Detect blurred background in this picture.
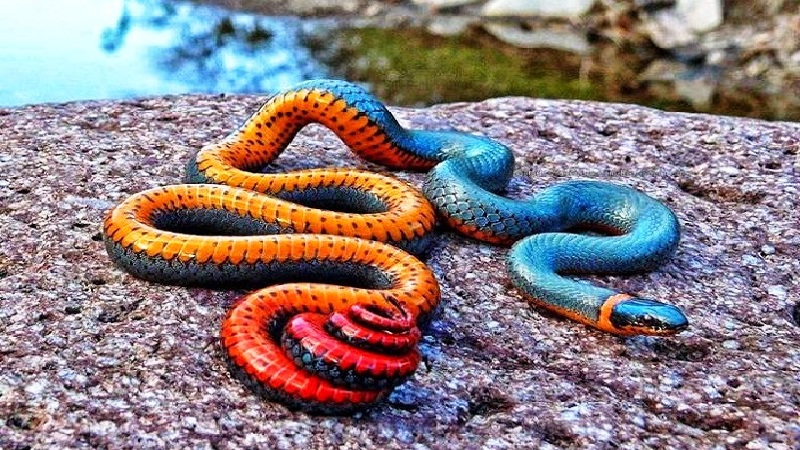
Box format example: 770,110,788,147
1,0,797,120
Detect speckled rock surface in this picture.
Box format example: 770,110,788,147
1,94,798,449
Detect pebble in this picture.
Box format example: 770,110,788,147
676,0,723,33
481,0,595,17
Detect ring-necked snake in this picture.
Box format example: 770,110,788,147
103,79,688,414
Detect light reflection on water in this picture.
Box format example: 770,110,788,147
0,0,327,106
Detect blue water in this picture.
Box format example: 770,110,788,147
0,0,328,106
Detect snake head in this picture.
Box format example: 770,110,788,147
608,297,689,336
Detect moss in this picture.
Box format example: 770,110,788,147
313,27,600,106
307,25,796,121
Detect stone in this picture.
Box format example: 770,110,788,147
676,0,724,33
482,22,591,54
411,0,481,9
269,0,364,15
1,94,798,448
634,0,676,12
481,0,596,18
640,9,698,49
674,76,716,109
426,16,476,37
638,59,690,82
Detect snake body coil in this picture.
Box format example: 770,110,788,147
104,79,688,413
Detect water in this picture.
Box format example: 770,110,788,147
0,0,327,106
0,1,795,120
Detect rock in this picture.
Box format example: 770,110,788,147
482,22,591,54
481,0,596,18
674,76,716,109
640,9,698,49
638,0,724,49
639,61,718,108
269,0,364,15
772,14,800,72
706,49,727,65
1,95,799,448
425,16,477,37
637,0,724,50
638,59,690,82
676,0,723,33
411,0,482,10
791,51,800,71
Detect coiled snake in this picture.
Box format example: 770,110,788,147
104,79,687,413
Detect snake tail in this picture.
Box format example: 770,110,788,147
221,297,422,414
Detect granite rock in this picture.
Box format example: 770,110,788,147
481,0,596,18
0,94,798,449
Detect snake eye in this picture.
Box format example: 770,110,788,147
610,297,689,335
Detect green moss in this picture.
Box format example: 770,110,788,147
315,27,600,106
307,25,796,120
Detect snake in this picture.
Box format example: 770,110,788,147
103,79,688,414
